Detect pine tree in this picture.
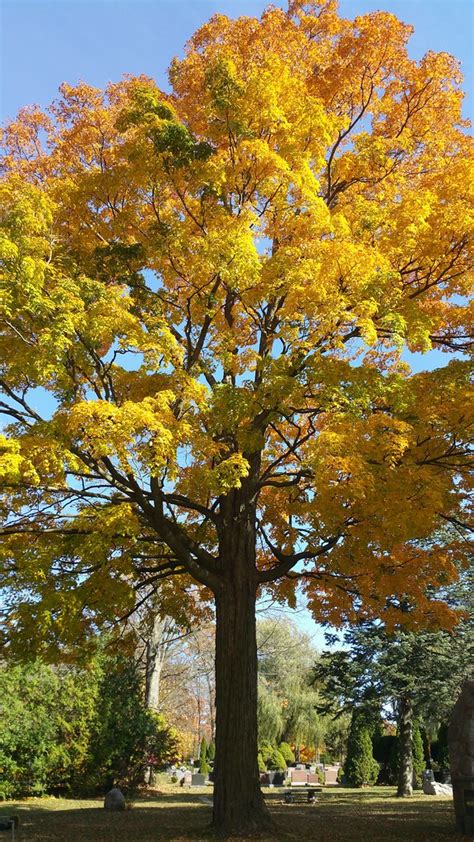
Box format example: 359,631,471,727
278,742,295,766
207,740,216,762
199,736,209,775
412,725,425,790
344,711,379,787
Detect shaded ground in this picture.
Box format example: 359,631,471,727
0,785,469,841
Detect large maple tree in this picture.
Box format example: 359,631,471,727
1,0,472,834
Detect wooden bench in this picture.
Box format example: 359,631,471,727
0,816,18,841
283,788,321,804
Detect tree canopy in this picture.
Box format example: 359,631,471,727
1,0,472,833
1,0,472,649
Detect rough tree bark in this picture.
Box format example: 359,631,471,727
213,576,271,834
397,695,413,797
211,494,273,835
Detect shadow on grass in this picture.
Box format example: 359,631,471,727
0,792,467,842
0,804,213,842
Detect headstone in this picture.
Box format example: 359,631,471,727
307,772,319,785
324,766,339,785
191,773,207,787
290,769,308,786
448,679,474,836
104,787,126,810
422,779,453,796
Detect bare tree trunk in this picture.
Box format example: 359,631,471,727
211,492,272,836
144,614,173,784
212,573,272,835
205,668,216,741
145,614,172,711
397,696,413,797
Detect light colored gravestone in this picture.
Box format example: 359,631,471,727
422,778,453,796
324,766,339,785
191,773,207,786
448,679,474,836
104,787,126,810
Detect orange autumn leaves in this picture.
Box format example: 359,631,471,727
0,0,472,644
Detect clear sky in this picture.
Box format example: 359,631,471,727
1,0,473,124
1,0,472,649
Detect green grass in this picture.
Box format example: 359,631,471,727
0,785,469,841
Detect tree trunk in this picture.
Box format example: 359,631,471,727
397,696,413,797
212,573,272,835
144,614,173,784
145,614,170,711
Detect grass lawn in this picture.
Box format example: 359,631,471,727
0,785,469,841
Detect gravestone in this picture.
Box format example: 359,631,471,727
422,778,453,796
307,772,319,785
449,680,474,836
290,769,308,786
180,771,192,787
324,766,339,785
191,773,207,787
104,787,126,810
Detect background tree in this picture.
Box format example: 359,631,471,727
199,736,210,775
344,710,379,787
315,562,473,795
1,0,472,834
412,725,425,790
0,652,178,799
257,619,324,758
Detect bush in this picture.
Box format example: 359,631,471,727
431,723,450,774
0,653,178,798
278,742,295,765
372,734,398,785
207,741,215,762
344,711,379,787
381,726,428,789
199,737,210,775
0,660,98,798
82,656,178,791
258,740,274,765
267,747,287,771
257,752,267,773
412,725,425,790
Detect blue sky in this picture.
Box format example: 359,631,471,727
1,0,473,124
1,0,472,648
